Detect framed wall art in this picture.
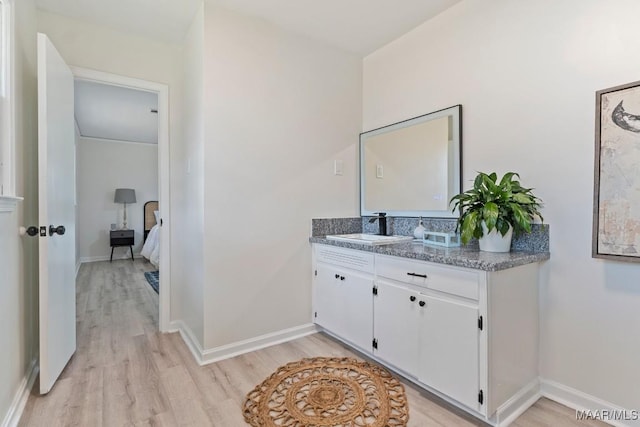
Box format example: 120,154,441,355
593,80,640,261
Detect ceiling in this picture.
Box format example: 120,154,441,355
35,0,462,54
208,0,462,55
36,0,202,44
75,80,158,144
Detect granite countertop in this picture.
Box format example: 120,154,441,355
309,236,549,272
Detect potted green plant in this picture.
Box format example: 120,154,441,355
450,172,543,252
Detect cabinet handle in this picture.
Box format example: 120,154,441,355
407,272,427,278
340,276,345,281
419,301,426,307
335,274,340,279
409,296,416,302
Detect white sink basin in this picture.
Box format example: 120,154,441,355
326,233,414,245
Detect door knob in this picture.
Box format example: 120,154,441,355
20,226,40,237
49,225,66,236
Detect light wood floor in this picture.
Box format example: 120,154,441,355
19,259,607,427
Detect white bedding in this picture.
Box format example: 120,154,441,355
141,223,160,268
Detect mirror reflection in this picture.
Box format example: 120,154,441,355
360,105,461,218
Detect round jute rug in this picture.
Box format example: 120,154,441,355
243,356,409,427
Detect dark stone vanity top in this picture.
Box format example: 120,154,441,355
309,236,549,272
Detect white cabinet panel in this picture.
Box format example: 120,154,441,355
419,295,480,411
316,245,374,273
314,263,373,352
314,264,344,335
376,255,430,287
373,280,421,377
339,268,374,351
376,254,479,300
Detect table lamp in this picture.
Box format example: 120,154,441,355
114,188,136,229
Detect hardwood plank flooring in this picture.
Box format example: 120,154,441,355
19,259,607,426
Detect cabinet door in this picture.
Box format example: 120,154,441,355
314,264,373,352
338,268,374,351
373,280,421,377
314,264,344,334
419,295,479,410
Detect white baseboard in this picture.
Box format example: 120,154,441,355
171,320,205,365
541,379,636,427
1,359,38,427
80,254,143,263
200,323,318,365
166,320,181,334
491,378,541,426
172,320,318,366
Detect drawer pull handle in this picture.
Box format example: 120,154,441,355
419,300,426,307
409,296,416,302
407,272,427,278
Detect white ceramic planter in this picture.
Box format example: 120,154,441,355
479,222,513,253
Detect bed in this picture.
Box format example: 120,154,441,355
141,201,160,268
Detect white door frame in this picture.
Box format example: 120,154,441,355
71,66,172,332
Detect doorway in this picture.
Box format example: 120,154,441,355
72,67,171,331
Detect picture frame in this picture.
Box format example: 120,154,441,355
593,80,640,261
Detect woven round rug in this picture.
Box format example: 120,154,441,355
243,356,408,427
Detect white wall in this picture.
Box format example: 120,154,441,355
0,0,38,424
201,6,362,349
77,138,158,262
363,0,640,413
174,3,205,344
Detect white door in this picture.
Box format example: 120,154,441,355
37,33,76,394
373,280,421,376
419,295,479,410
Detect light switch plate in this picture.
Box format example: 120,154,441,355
334,160,344,176
376,164,384,179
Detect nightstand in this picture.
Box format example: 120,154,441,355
110,229,134,262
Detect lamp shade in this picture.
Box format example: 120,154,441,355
114,188,136,204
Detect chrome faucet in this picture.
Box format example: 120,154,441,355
369,212,387,236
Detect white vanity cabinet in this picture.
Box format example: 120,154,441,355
312,243,541,426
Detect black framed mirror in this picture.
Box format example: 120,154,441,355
360,104,462,218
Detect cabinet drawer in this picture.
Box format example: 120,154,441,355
315,244,374,274
376,255,479,300
111,237,133,246
377,255,430,286
111,230,134,238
